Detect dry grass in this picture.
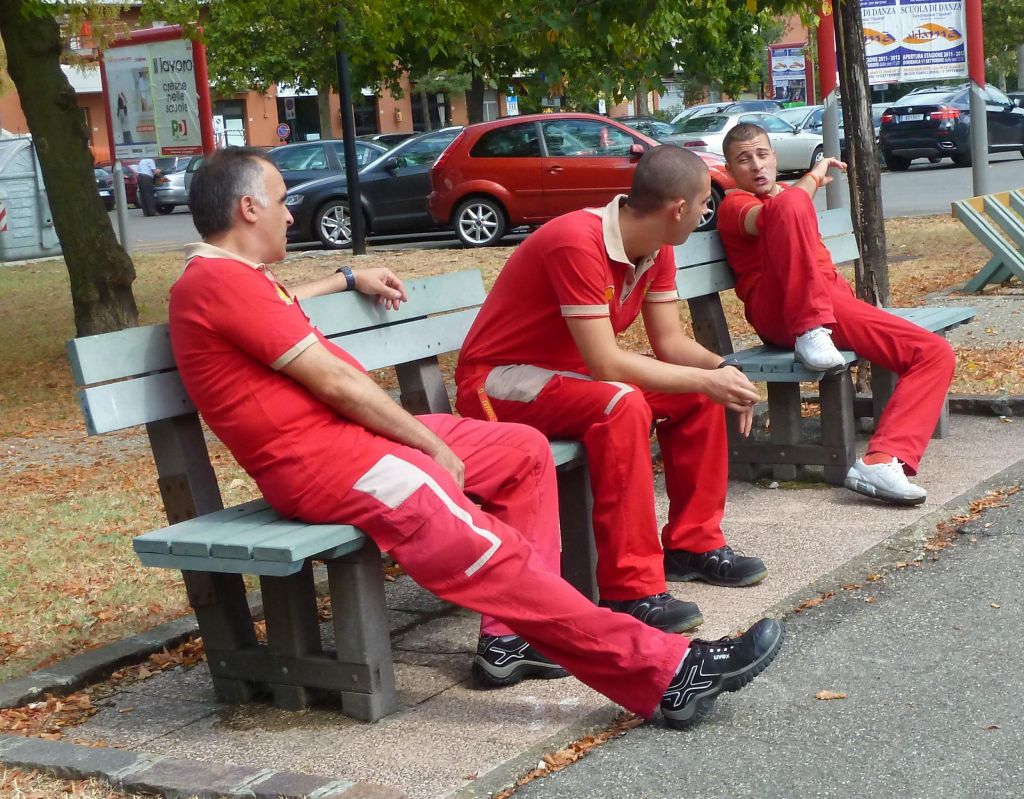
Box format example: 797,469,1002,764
0,213,1020,689
0,769,138,799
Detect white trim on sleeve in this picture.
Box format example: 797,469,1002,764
270,332,318,371
644,290,680,303
561,304,610,317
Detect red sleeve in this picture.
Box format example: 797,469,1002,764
546,243,614,318
645,246,678,300
717,191,761,241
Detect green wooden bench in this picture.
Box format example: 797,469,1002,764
675,207,976,484
952,190,1024,292
66,270,593,722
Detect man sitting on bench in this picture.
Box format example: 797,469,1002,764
167,147,783,729
455,146,768,636
717,123,955,506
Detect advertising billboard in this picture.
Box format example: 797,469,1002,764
862,0,967,85
103,35,205,159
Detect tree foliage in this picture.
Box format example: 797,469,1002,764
982,0,1024,83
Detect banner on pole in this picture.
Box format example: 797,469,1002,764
862,0,967,85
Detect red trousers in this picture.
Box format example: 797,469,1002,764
743,189,955,474
456,368,729,601
277,413,687,717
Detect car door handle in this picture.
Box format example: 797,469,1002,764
548,166,564,174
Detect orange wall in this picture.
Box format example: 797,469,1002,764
0,92,29,135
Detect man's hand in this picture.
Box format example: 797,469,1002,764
430,442,465,489
704,366,760,415
808,156,846,188
355,267,407,310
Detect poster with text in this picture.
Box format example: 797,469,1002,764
862,0,967,86
770,47,807,102
105,37,203,159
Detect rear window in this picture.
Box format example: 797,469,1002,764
680,115,729,133
470,124,541,158
893,91,956,107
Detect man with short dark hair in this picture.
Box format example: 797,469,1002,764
718,123,955,505
167,146,784,730
456,146,769,635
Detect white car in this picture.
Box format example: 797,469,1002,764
664,111,824,173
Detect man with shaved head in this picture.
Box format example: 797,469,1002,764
456,145,768,635
719,123,954,506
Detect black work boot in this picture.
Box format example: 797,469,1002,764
600,592,703,633
664,545,767,587
472,635,569,688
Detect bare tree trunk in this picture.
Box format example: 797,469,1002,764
466,73,486,124
316,86,336,138
998,68,1008,92
835,0,890,307
1017,44,1024,89
0,1,138,335
419,90,433,131
635,90,650,116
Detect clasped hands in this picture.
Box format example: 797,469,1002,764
353,266,408,310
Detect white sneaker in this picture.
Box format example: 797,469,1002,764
793,327,846,372
844,457,927,506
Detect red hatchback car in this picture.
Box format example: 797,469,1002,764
428,112,734,247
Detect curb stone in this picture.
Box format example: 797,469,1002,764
0,734,403,798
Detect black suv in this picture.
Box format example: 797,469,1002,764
878,82,1024,170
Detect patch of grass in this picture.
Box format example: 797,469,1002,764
0,769,138,799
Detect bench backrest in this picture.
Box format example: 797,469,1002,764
67,269,487,435
673,206,860,300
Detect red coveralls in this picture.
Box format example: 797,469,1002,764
455,199,729,602
168,244,687,717
717,186,955,474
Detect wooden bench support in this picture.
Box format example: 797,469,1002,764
556,460,598,603
820,371,857,485
766,382,802,482
260,561,324,711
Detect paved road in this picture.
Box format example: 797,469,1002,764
114,153,1024,255
514,483,1024,799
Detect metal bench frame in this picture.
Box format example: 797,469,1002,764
674,207,975,484
67,270,594,721
952,190,1024,292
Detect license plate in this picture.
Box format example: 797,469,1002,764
899,114,924,122
99,190,111,197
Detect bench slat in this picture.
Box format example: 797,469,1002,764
676,260,734,298
332,308,478,372
134,500,274,554
253,525,365,562
135,536,366,577
549,439,586,467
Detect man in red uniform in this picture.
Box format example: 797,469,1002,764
167,147,783,729
718,123,955,506
456,146,768,635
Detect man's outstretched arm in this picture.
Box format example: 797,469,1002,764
290,266,407,310
280,341,465,487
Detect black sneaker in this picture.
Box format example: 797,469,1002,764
661,618,785,729
664,545,767,587
472,635,570,688
599,592,703,633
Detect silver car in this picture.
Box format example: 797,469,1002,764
152,155,192,214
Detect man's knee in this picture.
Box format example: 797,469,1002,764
766,185,815,225
606,385,654,429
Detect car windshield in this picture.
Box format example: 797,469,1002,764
776,108,811,126
155,156,186,173
363,129,461,172
678,115,729,133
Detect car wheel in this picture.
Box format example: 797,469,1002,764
315,199,355,249
156,204,175,215
810,146,823,171
455,197,507,247
951,152,972,168
697,184,724,232
928,156,942,164
882,151,911,171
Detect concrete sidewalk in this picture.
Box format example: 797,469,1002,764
2,293,1022,799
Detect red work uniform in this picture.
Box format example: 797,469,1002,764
455,197,729,602
717,186,955,474
167,242,687,717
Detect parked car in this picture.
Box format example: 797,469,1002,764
663,111,823,173
616,116,678,140
722,99,785,114
879,82,1024,170
152,155,193,214
1009,90,1024,110
357,132,416,148
268,139,388,188
428,112,735,247
94,167,115,211
285,128,462,248
776,103,888,162
670,102,731,125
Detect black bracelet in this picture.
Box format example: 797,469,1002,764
717,360,741,371
335,265,356,291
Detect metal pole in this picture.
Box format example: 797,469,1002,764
965,0,989,197
112,160,131,253
334,14,365,255
817,7,845,209
1017,44,1024,97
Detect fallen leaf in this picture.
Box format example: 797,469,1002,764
815,690,847,701
991,603,1001,609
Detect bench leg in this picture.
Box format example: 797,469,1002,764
183,571,259,703
557,462,598,604
767,382,802,481
820,371,856,485
870,365,897,426
259,562,323,711
327,544,397,722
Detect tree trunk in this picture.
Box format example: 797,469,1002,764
635,90,650,117
316,86,336,138
835,0,890,307
419,90,433,131
1017,44,1024,89
466,73,486,124
0,2,138,336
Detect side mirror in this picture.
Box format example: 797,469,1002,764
629,143,645,156
383,157,400,172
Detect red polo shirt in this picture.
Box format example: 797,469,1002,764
456,196,678,381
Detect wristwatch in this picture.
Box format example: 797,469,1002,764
335,265,356,291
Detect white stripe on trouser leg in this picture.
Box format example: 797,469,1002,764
352,453,501,576
603,382,634,415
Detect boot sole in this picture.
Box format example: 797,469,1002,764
662,621,786,729
471,659,570,689
658,612,705,634
845,476,926,507
665,568,768,588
